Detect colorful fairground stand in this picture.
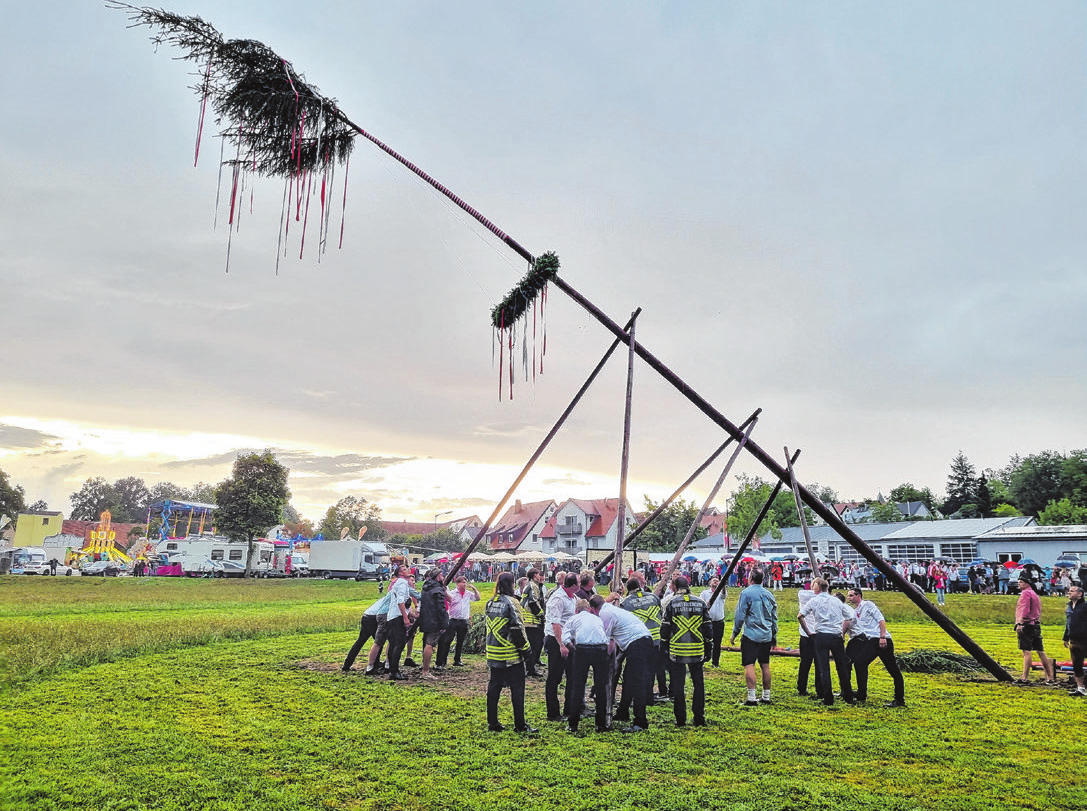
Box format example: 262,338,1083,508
130,499,217,567
73,510,133,567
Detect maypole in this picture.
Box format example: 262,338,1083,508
114,4,1012,683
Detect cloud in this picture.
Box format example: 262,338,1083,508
0,423,61,451
161,449,413,474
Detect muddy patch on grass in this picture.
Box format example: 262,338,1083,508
295,657,549,699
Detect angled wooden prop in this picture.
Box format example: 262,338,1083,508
117,4,1012,682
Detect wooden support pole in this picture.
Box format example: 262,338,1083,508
547,276,1012,682
443,311,640,584
785,447,820,573
611,314,638,592
706,449,801,609
592,409,761,578
653,417,758,596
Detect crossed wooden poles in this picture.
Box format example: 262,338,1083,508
122,6,1012,683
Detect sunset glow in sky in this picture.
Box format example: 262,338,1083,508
2,2,1083,524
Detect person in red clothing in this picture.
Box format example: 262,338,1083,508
1015,571,1056,684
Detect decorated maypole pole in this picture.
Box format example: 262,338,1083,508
113,3,1012,683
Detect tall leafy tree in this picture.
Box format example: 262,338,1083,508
865,501,905,523
889,483,939,514
1038,498,1087,526
1008,451,1065,518
318,495,387,541
69,477,123,521
0,468,27,532
214,451,290,577
112,476,152,523
726,476,784,544
1061,450,1087,506
975,477,993,518
942,452,978,516
635,496,707,552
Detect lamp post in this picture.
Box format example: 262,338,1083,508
434,510,452,532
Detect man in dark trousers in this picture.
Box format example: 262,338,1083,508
419,568,449,679
520,568,547,677
485,572,537,733
660,574,710,727
798,577,855,706
846,587,906,707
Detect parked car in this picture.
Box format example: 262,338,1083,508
947,565,973,591
289,554,309,578
81,560,123,577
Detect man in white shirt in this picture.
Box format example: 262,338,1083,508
544,573,580,722
562,599,610,733
796,587,817,697
436,576,480,668
797,577,855,706
846,587,906,707
593,595,653,733
385,565,413,681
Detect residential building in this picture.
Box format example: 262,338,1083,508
486,500,557,554
538,497,638,561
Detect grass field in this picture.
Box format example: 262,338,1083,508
1,577,1083,811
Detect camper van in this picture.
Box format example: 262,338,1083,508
308,540,391,580
153,537,285,577
2,547,51,575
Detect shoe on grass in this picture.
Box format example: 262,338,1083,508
620,725,648,734
742,700,759,707
403,658,418,668
883,699,906,708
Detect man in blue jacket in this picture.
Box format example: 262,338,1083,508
730,568,778,706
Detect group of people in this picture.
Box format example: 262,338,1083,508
341,560,1087,733
341,565,480,680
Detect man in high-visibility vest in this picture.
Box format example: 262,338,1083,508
660,574,711,727
485,572,538,734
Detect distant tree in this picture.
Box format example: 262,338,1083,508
318,495,387,542
942,452,978,517
992,503,1023,518
806,483,839,505
399,527,468,556
0,468,27,532
636,496,707,552
889,483,939,514
26,499,48,512
1038,498,1087,526
1034,495,1087,528
1061,450,1087,506
865,501,904,523
985,477,1014,508
188,482,218,504
69,477,123,521
148,481,186,503
214,451,290,577
281,504,315,538
111,476,152,523
726,476,783,544
1009,451,1065,518
975,477,993,518
773,487,814,528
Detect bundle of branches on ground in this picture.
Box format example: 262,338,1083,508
896,648,984,674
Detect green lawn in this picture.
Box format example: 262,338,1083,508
1,578,1082,811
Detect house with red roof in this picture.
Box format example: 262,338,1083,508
486,500,557,553
539,497,638,560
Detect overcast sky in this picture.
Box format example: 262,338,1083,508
2,1,1084,524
